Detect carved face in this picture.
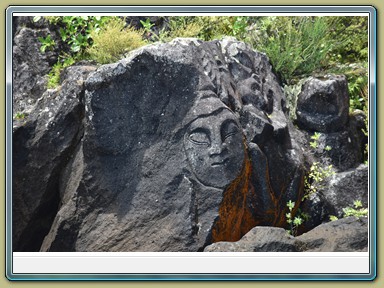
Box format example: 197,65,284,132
184,109,245,188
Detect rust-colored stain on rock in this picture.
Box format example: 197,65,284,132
212,152,305,243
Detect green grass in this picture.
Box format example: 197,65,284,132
86,17,147,64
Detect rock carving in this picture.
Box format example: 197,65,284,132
11,23,367,252
183,95,245,188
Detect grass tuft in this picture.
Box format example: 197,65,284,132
86,17,147,64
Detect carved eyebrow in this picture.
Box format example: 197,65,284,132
221,119,239,130
220,119,240,140
189,127,210,135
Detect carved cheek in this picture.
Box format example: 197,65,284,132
184,139,208,168
228,134,245,164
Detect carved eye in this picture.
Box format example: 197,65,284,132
189,129,210,146
221,120,239,141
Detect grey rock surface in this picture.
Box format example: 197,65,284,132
12,65,96,251
12,27,57,115
296,75,349,133
204,226,302,252
296,217,368,252
300,164,368,234
204,217,368,252
36,38,306,252
321,164,368,218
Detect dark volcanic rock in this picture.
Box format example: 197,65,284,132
296,217,368,252
12,28,366,252
37,38,305,252
299,164,368,233
12,16,65,116
12,27,57,114
205,217,367,252
321,110,366,171
204,226,302,252
321,164,368,218
12,65,96,251
296,75,349,133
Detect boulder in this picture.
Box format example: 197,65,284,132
13,27,57,114
12,16,64,116
12,65,96,251
321,130,363,171
296,217,368,252
292,157,367,234
321,164,368,218
205,217,368,252
204,226,301,252
296,75,349,133
37,38,305,252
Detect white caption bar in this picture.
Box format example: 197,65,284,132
13,252,370,274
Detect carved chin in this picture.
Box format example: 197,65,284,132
188,156,245,189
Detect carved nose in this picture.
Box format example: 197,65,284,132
209,141,224,157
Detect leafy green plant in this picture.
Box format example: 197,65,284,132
140,18,155,31
329,200,368,221
157,17,212,41
35,16,111,87
58,16,109,54
86,17,147,64
286,201,309,236
164,17,205,40
37,35,55,53
47,56,76,88
329,215,339,221
309,132,321,149
324,145,332,152
140,18,160,41
157,16,250,43
229,16,251,39
342,200,368,218
304,162,334,200
35,16,110,56
308,131,333,157
326,17,368,65
14,112,26,120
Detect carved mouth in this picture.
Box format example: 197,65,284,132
211,158,229,167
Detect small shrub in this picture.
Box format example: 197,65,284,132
330,200,368,221
157,16,250,42
37,34,55,53
326,16,368,65
47,56,75,88
86,17,147,64
342,200,368,218
35,16,110,56
163,18,203,40
249,16,333,82
331,64,368,112
304,162,334,200
285,200,309,236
